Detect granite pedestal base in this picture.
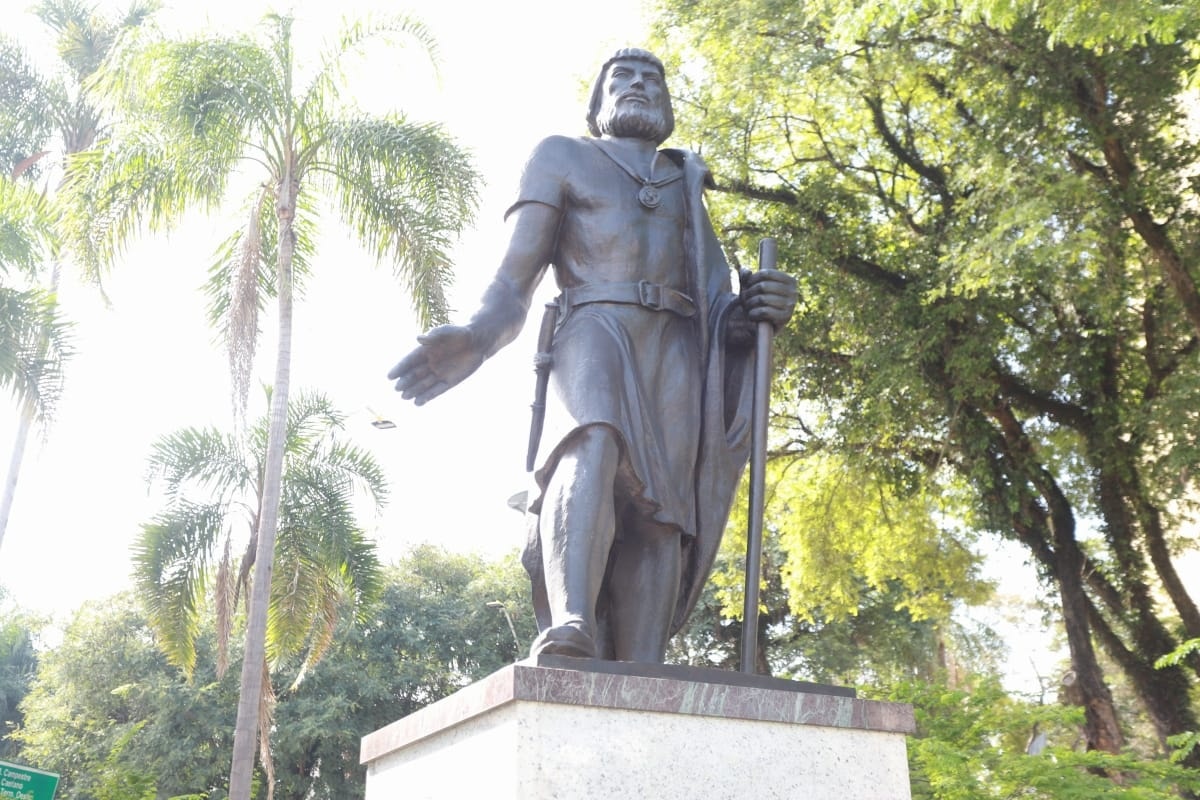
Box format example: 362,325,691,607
361,656,915,799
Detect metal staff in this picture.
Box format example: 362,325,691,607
740,237,776,674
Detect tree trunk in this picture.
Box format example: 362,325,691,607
1089,349,1200,643
1,261,63,553
1085,595,1200,762
1137,498,1200,640
0,398,35,551
228,174,297,800
1051,522,1125,753
985,403,1125,753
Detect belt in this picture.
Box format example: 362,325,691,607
557,280,697,318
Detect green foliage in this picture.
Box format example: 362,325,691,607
891,679,1200,799
650,0,1200,753
1154,637,1200,670
16,594,236,799
0,177,55,273
62,11,482,794
92,723,158,800
0,592,40,760
1168,729,1200,767
0,282,68,420
0,36,57,180
65,9,480,331
821,0,1199,51
676,529,1005,685
17,548,533,800
0,0,160,194
713,454,990,625
132,390,385,681
1156,639,1200,764
0,0,157,550
268,546,535,800
0,0,159,179
0,176,70,420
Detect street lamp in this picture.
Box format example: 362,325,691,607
367,406,396,430
487,600,521,652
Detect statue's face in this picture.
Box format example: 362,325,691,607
596,58,672,143
601,58,667,117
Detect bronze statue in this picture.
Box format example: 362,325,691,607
389,48,797,663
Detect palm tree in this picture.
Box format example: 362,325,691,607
63,12,479,798
133,389,384,794
0,176,70,549
0,177,64,409
0,0,158,550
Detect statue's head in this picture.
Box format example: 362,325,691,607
586,48,675,145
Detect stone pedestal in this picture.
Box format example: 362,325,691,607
361,656,916,799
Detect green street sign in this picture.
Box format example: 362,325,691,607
0,761,58,800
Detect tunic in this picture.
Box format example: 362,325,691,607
514,136,756,634
534,296,701,536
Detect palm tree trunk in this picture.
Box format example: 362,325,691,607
229,178,297,800
0,261,63,553
0,397,36,551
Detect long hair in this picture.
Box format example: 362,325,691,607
585,48,675,143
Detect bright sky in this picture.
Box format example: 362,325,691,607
0,0,653,622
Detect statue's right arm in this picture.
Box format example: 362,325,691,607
388,199,562,405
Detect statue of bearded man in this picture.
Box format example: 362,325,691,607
389,48,797,663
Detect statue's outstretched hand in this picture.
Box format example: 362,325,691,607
387,325,486,405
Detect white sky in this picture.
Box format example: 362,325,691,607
0,0,652,621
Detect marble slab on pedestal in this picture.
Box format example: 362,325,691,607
361,656,916,799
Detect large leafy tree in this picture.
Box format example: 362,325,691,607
19,548,533,800
64,12,479,797
649,0,1200,762
269,547,535,799
891,677,1200,800
132,389,385,794
672,487,1003,686
0,0,157,551
0,590,40,761
18,593,241,799
699,451,993,675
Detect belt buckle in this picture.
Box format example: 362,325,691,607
638,280,663,311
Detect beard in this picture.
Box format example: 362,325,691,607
597,102,671,144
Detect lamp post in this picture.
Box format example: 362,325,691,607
487,600,521,652
367,406,396,430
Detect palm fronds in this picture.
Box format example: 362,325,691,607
133,390,384,682
318,117,479,327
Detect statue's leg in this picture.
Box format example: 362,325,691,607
531,424,620,658
607,519,682,663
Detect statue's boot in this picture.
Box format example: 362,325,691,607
530,618,596,658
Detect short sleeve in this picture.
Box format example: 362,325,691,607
503,136,577,220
